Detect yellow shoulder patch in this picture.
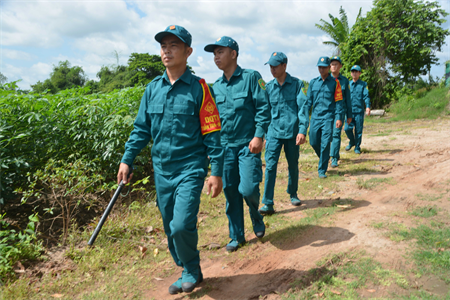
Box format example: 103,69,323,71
258,78,266,90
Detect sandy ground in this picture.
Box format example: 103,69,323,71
141,118,450,300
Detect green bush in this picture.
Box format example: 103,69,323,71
0,213,43,283
388,86,450,121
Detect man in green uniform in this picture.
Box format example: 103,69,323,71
345,65,371,154
297,56,344,178
117,25,224,295
204,36,271,252
329,56,352,168
259,52,306,215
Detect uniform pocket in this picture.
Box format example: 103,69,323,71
233,91,247,110
173,105,194,115
149,105,164,114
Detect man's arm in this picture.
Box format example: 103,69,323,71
364,83,371,115
118,86,153,183
344,79,353,124
298,79,314,136
249,72,271,154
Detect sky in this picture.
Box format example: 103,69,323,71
1,0,450,90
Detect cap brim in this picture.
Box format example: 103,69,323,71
330,59,342,64
317,63,329,67
265,60,281,66
204,44,217,52
154,31,187,45
351,68,360,71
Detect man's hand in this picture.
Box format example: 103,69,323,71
249,137,264,154
347,117,353,125
206,176,223,198
366,108,371,116
336,120,343,128
117,163,133,185
296,133,306,145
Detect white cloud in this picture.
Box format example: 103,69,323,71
3,0,448,90
3,49,36,61
2,1,139,48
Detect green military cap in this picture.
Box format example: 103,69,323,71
351,65,362,72
265,52,288,66
317,56,331,67
204,36,239,54
330,56,342,64
154,25,192,47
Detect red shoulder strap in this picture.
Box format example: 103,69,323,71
199,79,221,135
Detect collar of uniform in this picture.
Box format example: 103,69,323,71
350,79,361,85
222,65,242,82
274,72,292,87
162,67,192,85
324,73,334,82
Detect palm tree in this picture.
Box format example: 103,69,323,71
315,6,361,55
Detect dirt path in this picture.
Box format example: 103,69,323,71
145,118,450,300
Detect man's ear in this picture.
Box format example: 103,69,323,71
231,49,238,60
186,46,193,58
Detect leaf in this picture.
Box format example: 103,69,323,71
145,226,154,233
51,294,64,298
331,290,341,295
154,277,164,281
153,248,159,257
139,245,147,256
368,289,376,293
336,205,351,208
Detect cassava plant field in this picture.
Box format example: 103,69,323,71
0,81,449,299
0,82,155,282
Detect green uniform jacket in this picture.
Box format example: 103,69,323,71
350,79,371,114
266,73,306,139
333,73,352,119
212,65,271,147
121,68,224,176
299,74,345,135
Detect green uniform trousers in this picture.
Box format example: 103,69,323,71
345,112,365,152
155,169,206,275
262,137,299,205
223,145,265,243
309,117,334,175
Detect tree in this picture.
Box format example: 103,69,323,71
31,79,57,94
96,65,131,93
127,53,165,86
0,72,8,85
50,60,87,90
31,60,87,93
341,0,449,107
315,6,361,55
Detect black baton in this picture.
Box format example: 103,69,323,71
88,170,132,246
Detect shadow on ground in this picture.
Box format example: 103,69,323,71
182,266,337,300
260,224,355,251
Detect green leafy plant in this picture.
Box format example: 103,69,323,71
0,213,43,282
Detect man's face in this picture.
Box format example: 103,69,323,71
330,61,342,73
270,63,287,79
213,46,236,70
351,70,361,81
318,66,330,77
160,35,192,68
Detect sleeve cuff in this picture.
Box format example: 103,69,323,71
255,127,265,138
210,165,223,177
299,126,307,135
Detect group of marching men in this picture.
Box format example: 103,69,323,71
115,25,371,295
